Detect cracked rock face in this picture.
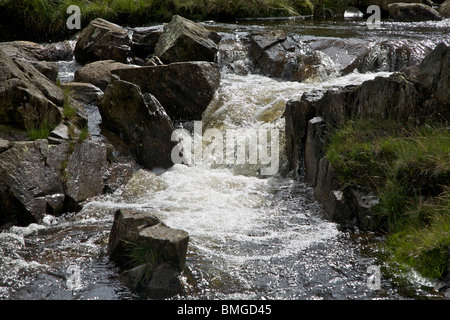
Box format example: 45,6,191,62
74,18,132,64
154,15,218,64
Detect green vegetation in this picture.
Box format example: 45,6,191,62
326,118,450,280
0,0,319,40
122,240,162,284
27,121,53,140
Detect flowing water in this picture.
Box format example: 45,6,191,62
0,16,449,300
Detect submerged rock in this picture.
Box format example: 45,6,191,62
98,78,176,169
112,61,220,120
249,30,335,82
74,18,132,64
154,15,218,63
308,38,371,75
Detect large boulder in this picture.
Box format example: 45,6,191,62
112,62,220,120
415,43,449,111
74,18,132,64
388,3,443,21
154,15,218,63
108,208,189,298
107,208,162,264
73,60,131,91
64,140,108,207
98,78,176,169
0,140,64,226
0,49,63,132
439,0,450,17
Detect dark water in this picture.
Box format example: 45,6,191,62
0,16,449,300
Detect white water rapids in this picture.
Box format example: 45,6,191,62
1,17,448,300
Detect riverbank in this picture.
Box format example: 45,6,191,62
0,0,317,41
326,119,450,281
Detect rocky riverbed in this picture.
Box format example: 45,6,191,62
0,9,449,299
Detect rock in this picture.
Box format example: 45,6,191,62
305,117,326,188
137,223,190,272
439,0,450,17
64,140,108,206
415,43,449,110
308,38,371,75
140,262,185,299
112,61,220,120
0,40,74,83
217,34,251,75
0,138,11,154
298,73,422,128
74,18,132,64
284,99,315,176
98,78,176,169
249,30,334,82
107,208,162,264
0,124,28,142
346,188,379,230
108,208,189,298
118,262,184,299
102,160,134,194
60,82,104,105
49,123,70,142
0,49,63,133
360,40,432,73
73,60,131,91
388,3,443,21
131,27,163,59
0,40,74,62
154,15,218,63
0,140,64,225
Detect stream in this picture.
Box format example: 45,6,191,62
0,16,449,300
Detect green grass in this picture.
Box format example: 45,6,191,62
326,118,450,280
0,0,315,41
121,239,162,284
62,87,77,120
27,121,53,140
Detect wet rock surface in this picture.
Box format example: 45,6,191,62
98,78,176,169
112,61,221,121
108,208,189,298
74,18,132,64
154,15,218,64
73,59,132,91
